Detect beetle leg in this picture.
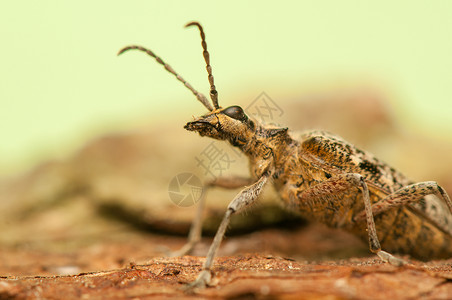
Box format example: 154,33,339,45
354,181,452,225
169,176,253,257
295,173,406,266
186,174,269,289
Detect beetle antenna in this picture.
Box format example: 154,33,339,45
185,22,220,109
118,45,214,111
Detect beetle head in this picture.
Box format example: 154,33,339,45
185,105,256,148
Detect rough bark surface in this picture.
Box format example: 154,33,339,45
1,96,452,299
2,248,452,299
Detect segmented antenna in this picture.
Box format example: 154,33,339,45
185,22,220,109
117,45,214,111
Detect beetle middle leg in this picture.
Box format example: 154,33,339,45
292,173,406,266
169,176,253,257
354,181,452,223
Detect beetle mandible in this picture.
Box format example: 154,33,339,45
118,22,452,288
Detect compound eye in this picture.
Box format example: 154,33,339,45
222,106,246,121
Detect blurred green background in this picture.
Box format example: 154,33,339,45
1,1,452,177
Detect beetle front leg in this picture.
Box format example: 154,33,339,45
170,176,253,257
186,173,269,289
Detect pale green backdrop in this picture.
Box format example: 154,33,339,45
1,1,452,176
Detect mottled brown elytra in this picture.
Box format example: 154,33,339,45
118,22,452,289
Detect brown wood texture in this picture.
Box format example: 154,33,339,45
1,96,451,299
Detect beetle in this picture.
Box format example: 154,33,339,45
118,22,452,288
